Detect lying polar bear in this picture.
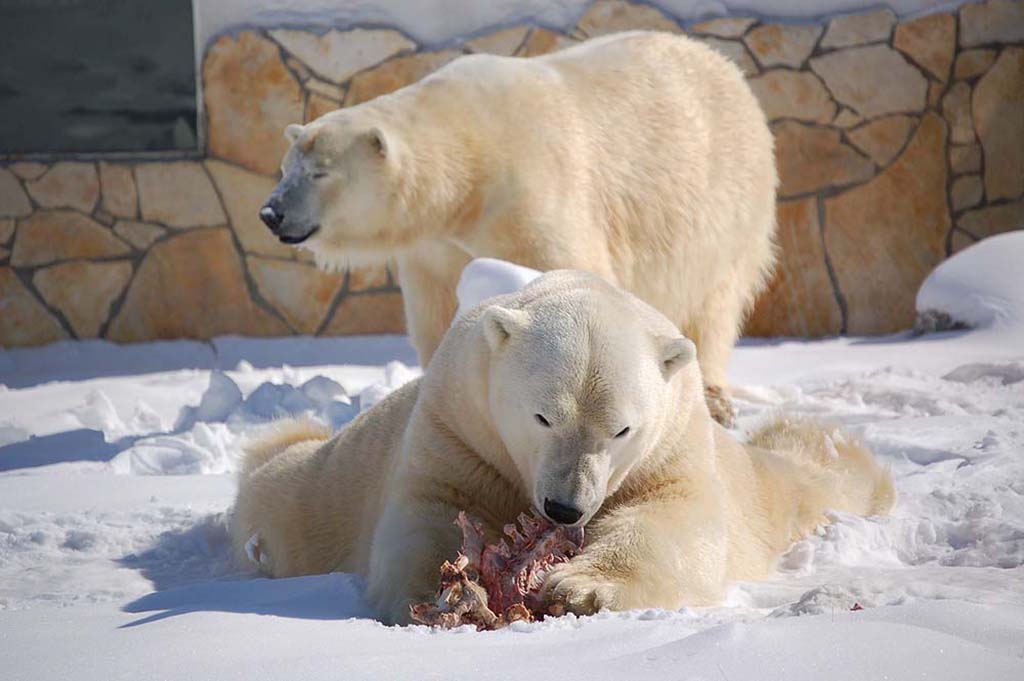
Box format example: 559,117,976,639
260,30,779,426
231,271,893,624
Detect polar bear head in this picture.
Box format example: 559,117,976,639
478,271,698,527
259,111,411,266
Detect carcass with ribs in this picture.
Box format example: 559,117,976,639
410,511,584,629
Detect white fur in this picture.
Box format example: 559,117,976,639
231,272,890,625
278,31,778,419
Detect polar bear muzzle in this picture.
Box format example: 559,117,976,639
260,155,322,245
534,437,612,528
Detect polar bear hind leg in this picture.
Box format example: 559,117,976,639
749,417,896,517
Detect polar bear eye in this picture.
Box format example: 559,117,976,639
614,426,631,438
534,414,551,427
312,171,329,180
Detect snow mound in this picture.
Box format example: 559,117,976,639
107,362,418,476
455,258,540,317
916,232,1024,331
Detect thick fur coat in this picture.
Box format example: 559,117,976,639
231,272,893,625
263,31,778,424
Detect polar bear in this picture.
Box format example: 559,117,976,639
258,30,778,426
232,270,892,624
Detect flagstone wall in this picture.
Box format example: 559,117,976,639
1,0,1021,347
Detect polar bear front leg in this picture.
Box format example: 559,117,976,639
544,495,727,615
366,496,463,625
396,247,468,366
687,289,745,428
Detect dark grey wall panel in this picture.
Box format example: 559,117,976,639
0,0,197,154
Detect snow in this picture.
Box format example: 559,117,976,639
3,247,1024,680
455,256,541,317
917,231,1024,330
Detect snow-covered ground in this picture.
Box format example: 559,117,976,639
2,238,1023,680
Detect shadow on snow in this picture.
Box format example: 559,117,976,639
120,572,375,627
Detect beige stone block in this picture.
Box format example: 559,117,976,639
204,32,304,175
135,162,226,228
285,56,312,82
693,37,758,76
467,26,530,56
515,29,578,58
690,17,755,38
305,77,345,101
952,174,985,210
98,162,137,219
833,108,862,128
7,162,48,181
205,159,294,259
11,211,130,267
958,201,1024,239
574,0,681,38
821,9,896,48
306,92,341,123
248,256,345,334
744,198,842,337
345,50,462,106
741,23,819,69
107,228,288,342
774,121,876,197
113,220,166,250
848,115,916,166
321,291,406,336
959,0,1024,47
0,267,68,347
941,81,976,144
33,260,133,338
1,171,47,215
927,80,944,108
951,229,978,253
894,13,956,82
748,70,836,123
811,45,928,117
348,264,391,291
270,28,415,84
954,49,997,80
824,113,949,334
973,48,1024,201
949,144,982,175
744,23,821,68
24,162,99,213
93,210,115,227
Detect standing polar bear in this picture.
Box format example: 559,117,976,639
231,271,893,625
259,30,778,425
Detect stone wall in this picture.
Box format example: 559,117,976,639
1,0,1022,347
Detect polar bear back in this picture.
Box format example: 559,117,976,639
401,31,776,319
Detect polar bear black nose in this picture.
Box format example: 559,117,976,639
260,205,283,231
543,498,583,525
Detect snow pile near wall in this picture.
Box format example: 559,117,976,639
455,257,541,317
916,231,1024,332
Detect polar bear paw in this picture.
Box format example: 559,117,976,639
543,562,624,616
704,385,736,428
244,532,271,569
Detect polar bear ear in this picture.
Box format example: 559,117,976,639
482,306,528,352
284,124,304,144
365,127,390,158
659,337,696,378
